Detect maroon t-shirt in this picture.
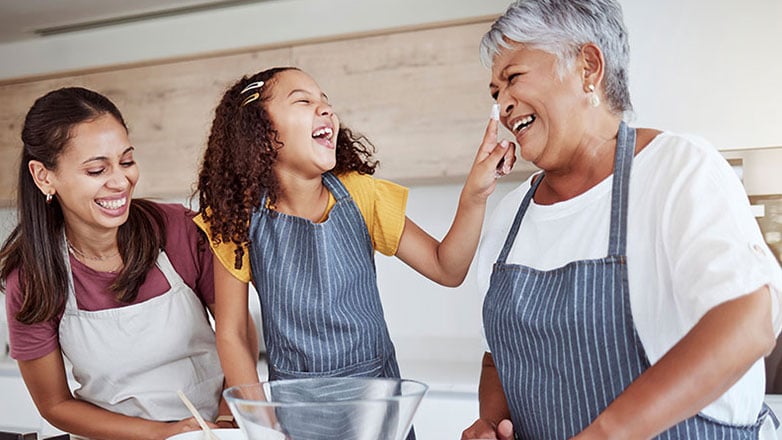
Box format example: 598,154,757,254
5,202,215,361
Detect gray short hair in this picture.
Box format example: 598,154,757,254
480,0,632,114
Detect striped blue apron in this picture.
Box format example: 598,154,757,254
248,172,414,439
483,121,773,439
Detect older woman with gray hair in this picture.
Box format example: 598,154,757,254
463,0,782,439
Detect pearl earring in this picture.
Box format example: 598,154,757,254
45,192,53,204
587,84,600,108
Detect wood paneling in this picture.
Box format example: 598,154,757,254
0,20,535,205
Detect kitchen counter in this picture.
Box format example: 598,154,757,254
6,356,779,439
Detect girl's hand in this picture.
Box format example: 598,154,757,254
463,104,517,204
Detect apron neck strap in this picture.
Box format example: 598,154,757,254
495,121,636,264
259,172,347,207
61,233,79,311
322,172,349,200
607,120,635,256
496,173,544,264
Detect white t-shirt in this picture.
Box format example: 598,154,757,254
477,130,782,426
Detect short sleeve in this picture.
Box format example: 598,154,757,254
157,203,216,305
660,136,782,331
192,211,252,284
5,269,60,361
338,172,409,256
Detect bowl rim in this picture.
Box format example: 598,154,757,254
223,377,429,408
165,428,242,439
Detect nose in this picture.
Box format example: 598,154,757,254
497,89,515,119
106,166,131,190
318,101,333,117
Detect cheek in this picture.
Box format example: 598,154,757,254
274,119,302,145
129,166,140,183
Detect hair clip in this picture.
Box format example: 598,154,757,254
241,81,264,94
240,81,264,107
241,92,260,107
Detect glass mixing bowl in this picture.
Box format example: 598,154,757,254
224,377,428,440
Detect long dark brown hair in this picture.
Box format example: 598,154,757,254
196,67,378,270
0,87,167,324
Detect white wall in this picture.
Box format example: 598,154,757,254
622,0,782,149
1,0,780,149
377,182,517,368
0,0,511,81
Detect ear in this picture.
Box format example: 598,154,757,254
579,42,605,92
28,160,56,196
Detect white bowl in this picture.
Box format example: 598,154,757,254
166,428,244,440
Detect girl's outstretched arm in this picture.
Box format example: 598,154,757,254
395,108,515,287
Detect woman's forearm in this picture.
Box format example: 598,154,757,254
479,352,513,425
40,398,178,440
578,286,775,439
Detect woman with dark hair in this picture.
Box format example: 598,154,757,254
194,67,515,437
0,87,237,439
462,0,782,439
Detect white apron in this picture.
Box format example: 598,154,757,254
58,248,223,421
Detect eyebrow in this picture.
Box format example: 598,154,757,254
489,65,513,90
81,146,135,165
288,89,329,101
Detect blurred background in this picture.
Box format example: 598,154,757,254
1,0,781,437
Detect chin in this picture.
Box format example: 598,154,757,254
92,206,132,228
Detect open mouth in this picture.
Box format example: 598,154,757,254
511,114,536,135
312,126,334,141
95,196,127,210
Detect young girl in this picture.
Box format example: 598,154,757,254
195,67,513,396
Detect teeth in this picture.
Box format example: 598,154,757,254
312,127,333,139
96,197,126,210
512,115,536,133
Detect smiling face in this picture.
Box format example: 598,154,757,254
46,113,138,237
265,69,340,178
490,43,588,169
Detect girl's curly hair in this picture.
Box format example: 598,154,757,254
196,67,378,270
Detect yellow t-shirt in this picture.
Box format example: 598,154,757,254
193,172,409,283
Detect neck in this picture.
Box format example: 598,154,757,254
65,225,120,260
273,172,329,221
535,116,623,204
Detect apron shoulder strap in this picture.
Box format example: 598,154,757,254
153,249,187,288
607,121,636,256
322,172,350,200
496,173,544,264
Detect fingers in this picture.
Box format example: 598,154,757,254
479,104,501,155
488,140,517,178
472,104,516,183
499,142,517,176
461,418,500,439
497,419,515,440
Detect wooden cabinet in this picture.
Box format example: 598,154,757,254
0,20,536,206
